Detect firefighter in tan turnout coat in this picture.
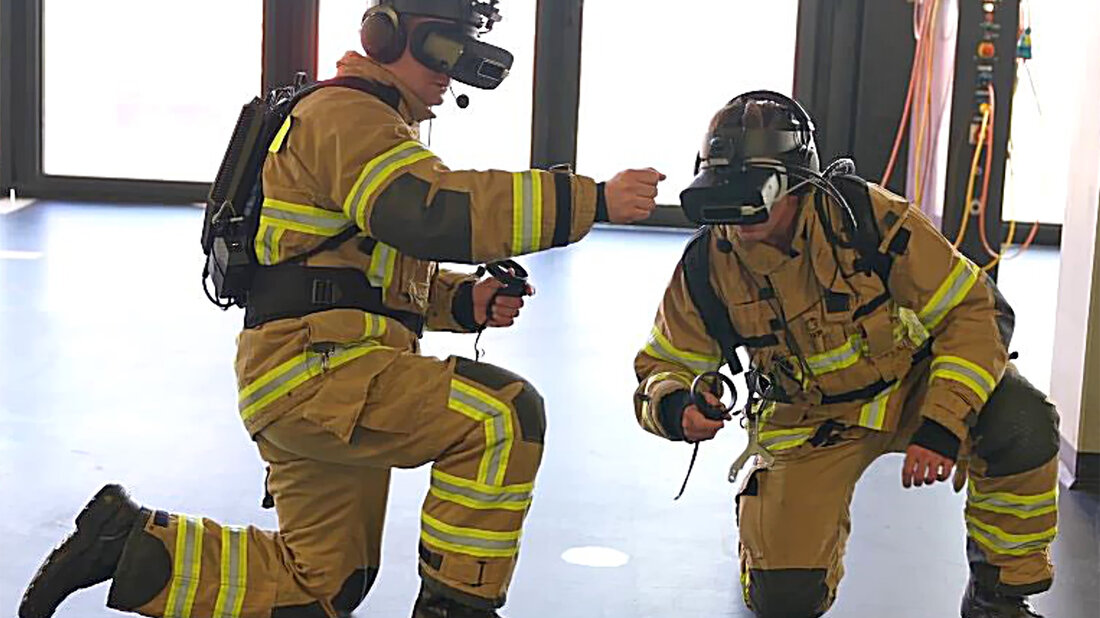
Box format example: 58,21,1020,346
633,92,1059,618
20,2,663,617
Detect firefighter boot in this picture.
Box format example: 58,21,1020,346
411,584,502,618
961,576,1044,618
19,484,143,618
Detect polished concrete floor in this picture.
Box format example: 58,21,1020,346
1,201,1097,617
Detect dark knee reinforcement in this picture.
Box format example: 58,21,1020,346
453,357,546,444
748,568,832,618
972,369,1060,477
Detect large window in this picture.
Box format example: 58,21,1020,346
318,0,537,171
576,0,800,204
42,1,262,183
1002,4,1077,225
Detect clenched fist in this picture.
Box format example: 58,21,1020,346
605,168,665,224
681,391,729,443
472,277,533,328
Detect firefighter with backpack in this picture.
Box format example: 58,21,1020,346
632,91,1059,618
19,2,663,618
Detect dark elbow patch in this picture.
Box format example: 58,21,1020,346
370,174,473,262
985,278,1016,348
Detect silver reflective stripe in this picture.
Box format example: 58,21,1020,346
520,172,536,252
858,383,898,431
932,358,995,401
214,527,247,618
348,143,427,224
920,260,978,329
431,474,531,506
260,224,278,265
166,516,203,618
970,495,1056,515
449,387,508,485
759,429,814,451
967,523,1054,554
263,207,351,235
645,331,717,375
806,336,862,374
368,242,396,288
422,520,518,552
238,355,323,414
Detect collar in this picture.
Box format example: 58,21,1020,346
334,52,436,124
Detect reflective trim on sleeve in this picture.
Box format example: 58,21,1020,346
511,171,544,254
643,327,721,375
364,312,388,340
344,140,436,229
931,356,998,403
268,116,293,154
918,258,980,330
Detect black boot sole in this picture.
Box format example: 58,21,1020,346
19,484,133,618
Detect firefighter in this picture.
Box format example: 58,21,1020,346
20,2,663,617
633,91,1059,617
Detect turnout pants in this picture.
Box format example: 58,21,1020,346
105,353,546,617
736,365,1060,617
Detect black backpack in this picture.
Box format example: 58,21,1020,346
200,74,401,309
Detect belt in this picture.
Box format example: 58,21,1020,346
244,263,425,336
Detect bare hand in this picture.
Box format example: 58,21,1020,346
472,278,534,328
902,445,955,489
681,391,729,442
605,168,665,224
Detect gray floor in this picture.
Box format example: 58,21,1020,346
1,201,1097,617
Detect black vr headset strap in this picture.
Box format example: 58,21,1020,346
681,227,745,376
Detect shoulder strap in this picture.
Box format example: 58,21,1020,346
681,227,745,376
830,174,893,286
282,76,402,113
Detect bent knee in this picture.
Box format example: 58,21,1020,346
453,357,546,445
748,568,832,618
974,369,1060,476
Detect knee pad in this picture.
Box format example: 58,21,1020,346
747,568,832,618
973,368,1060,477
330,567,379,614
454,357,545,444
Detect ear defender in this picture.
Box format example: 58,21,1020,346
361,5,407,64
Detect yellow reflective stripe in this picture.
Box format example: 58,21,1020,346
448,380,515,486
213,526,248,618
165,516,204,618
367,242,398,289
966,515,1056,556
420,512,520,559
644,327,720,375
343,140,435,229
968,481,1058,519
364,312,388,340
510,172,544,254
919,258,980,330
806,334,863,374
931,356,997,403
759,427,815,451
858,382,900,430
429,469,533,511
741,569,751,606
268,116,292,153
259,199,352,236
239,343,383,421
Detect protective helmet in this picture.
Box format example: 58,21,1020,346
361,0,513,90
680,90,819,225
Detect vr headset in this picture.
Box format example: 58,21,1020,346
363,0,513,90
680,90,820,226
